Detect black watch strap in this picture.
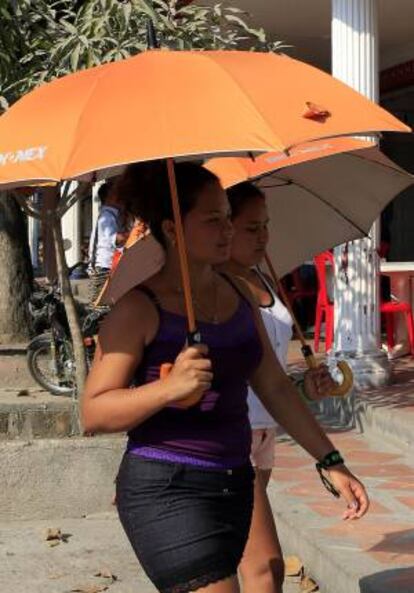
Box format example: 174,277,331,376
315,450,344,498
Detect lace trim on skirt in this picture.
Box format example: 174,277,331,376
162,567,236,593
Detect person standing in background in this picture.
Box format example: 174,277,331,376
88,180,131,305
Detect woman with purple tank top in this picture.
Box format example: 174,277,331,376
81,161,369,593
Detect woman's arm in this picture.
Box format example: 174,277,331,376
80,290,212,433
249,314,335,460
233,276,369,518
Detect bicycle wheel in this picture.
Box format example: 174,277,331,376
27,334,74,396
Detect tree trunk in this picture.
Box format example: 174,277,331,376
51,216,87,397
0,192,33,344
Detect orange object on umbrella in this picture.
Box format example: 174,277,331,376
0,50,410,190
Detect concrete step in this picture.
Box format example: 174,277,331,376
0,388,74,440
308,361,414,455
354,359,414,451
0,436,125,521
0,351,39,390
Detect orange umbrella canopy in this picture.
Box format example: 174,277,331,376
206,137,375,188
0,50,410,189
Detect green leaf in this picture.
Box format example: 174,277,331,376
60,19,79,35
70,44,81,71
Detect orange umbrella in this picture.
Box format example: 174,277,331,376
0,50,410,396
0,50,409,189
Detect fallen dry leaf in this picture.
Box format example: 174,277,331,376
284,555,304,577
300,575,319,592
94,570,117,582
16,389,30,397
44,527,71,546
45,528,62,541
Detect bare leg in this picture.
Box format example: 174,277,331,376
192,574,240,593
239,469,284,593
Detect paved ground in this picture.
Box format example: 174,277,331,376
270,429,414,593
268,341,414,593
2,340,414,591
0,514,304,593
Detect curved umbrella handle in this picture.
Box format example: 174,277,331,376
331,360,354,396
264,253,353,398
301,345,353,397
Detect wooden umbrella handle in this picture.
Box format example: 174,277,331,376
161,159,203,408
264,253,353,397
167,158,198,337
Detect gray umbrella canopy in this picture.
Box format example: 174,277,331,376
261,146,413,276
102,144,413,304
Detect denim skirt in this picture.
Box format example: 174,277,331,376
116,453,254,593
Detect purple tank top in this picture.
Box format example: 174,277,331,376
128,277,263,469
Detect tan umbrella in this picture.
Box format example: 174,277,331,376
101,232,165,306
207,137,414,277
206,137,413,396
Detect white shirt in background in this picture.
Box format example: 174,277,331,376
88,205,121,270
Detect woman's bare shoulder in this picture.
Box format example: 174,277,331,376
99,286,159,349
220,271,258,309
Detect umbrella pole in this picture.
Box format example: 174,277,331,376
166,158,199,343
161,159,203,408
263,253,353,397
264,253,316,364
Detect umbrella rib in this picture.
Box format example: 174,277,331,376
263,174,368,237
62,71,107,178
347,150,414,178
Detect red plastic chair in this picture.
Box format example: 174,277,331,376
314,250,414,355
313,251,334,352
381,300,414,355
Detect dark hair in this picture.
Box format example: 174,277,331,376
97,179,114,204
226,181,264,220
115,161,219,247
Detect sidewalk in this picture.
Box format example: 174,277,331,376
269,428,414,593
1,341,414,592
0,514,303,593
268,342,414,593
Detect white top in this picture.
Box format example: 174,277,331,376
247,268,293,429
88,206,121,270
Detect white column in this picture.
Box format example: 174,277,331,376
61,183,82,268
331,0,390,387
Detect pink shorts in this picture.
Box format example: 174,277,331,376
250,427,277,470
